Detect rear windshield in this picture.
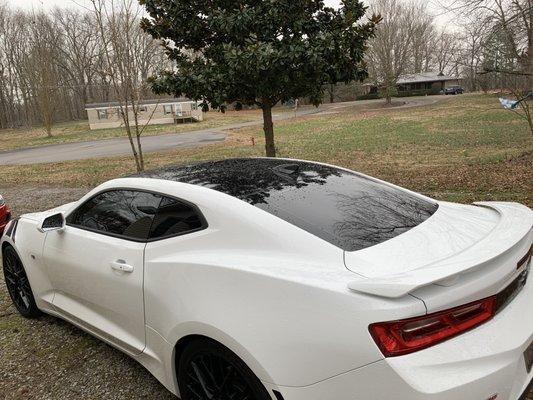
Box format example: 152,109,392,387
139,159,439,251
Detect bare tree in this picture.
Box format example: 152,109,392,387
0,1,171,135
460,17,489,91
90,0,163,172
0,2,11,129
28,12,62,137
53,9,101,118
409,4,435,73
438,0,533,135
441,0,532,84
432,29,460,75
0,7,32,128
367,0,419,103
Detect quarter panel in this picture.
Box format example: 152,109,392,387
144,233,425,387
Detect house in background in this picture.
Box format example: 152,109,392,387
85,98,203,130
397,71,462,93
363,71,463,96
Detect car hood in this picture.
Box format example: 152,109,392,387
345,201,533,298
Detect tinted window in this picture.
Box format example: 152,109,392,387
67,190,161,240
137,159,438,251
149,196,204,239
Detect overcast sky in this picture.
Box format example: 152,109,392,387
7,0,453,26
9,0,93,10
13,0,345,9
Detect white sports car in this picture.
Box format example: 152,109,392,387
2,158,532,400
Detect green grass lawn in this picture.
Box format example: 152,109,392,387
0,109,264,152
3,93,532,206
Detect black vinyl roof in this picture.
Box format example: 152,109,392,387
134,159,438,251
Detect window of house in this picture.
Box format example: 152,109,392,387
163,105,173,115
67,190,162,240
191,102,198,111
174,103,183,117
149,196,205,239
97,109,108,120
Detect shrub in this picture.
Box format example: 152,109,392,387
356,93,381,100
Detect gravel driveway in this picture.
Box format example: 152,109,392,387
1,186,532,399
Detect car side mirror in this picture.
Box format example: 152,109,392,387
38,212,66,233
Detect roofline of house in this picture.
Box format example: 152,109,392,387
363,73,463,87
85,98,196,110
397,76,462,84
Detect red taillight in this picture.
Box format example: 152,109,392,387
369,297,496,357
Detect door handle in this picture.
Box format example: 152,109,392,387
110,260,134,273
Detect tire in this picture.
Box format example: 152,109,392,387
177,338,271,400
2,246,41,318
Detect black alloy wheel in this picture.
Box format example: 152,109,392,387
178,338,271,400
2,246,40,318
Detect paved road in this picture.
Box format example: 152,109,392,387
0,131,228,165
0,96,440,165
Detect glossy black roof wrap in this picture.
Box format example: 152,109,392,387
135,159,439,251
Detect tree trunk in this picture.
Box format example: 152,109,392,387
133,108,145,172
385,85,392,105
524,102,533,136
136,132,144,171
45,120,53,137
262,101,276,157
527,8,533,91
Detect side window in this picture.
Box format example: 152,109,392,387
149,196,204,239
67,190,162,240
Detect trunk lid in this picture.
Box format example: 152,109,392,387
346,201,533,310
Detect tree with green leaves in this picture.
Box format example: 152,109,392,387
140,0,378,157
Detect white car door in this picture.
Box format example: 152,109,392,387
43,189,162,355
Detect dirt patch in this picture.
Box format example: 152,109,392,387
0,187,89,217
368,100,406,109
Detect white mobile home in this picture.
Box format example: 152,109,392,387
85,98,203,130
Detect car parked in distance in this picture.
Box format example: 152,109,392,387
1,158,532,400
0,195,11,235
443,85,464,95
